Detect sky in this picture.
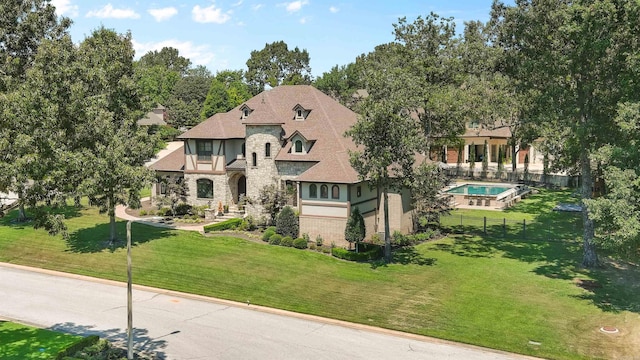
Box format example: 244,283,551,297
51,0,502,78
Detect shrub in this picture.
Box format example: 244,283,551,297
331,244,382,262
156,207,171,216
262,228,276,242
203,218,242,232
391,230,409,247
370,233,383,246
315,234,324,246
192,205,208,218
345,207,365,248
174,202,192,216
276,206,299,238
139,209,147,216
309,243,317,250
55,335,100,360
269,234,282,245
239,216,256,231
302,233,310,242
281,236,294,247
293,237,308,249
266,226,277,233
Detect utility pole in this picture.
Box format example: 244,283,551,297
127,221,133,360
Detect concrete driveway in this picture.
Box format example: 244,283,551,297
0,263,539,360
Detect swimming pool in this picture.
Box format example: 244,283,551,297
446,184,513,196
445,183,520,209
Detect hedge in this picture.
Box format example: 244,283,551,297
55,335,100,360
203,218,242,232
331,243,383,262
262,229,276,242
281,236,294,247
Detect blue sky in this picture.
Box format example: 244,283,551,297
51,1,501,77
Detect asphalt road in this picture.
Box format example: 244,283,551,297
0,264,537,360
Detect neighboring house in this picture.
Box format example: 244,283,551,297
137,104,168,127
149,85,414,245
441,121,543,167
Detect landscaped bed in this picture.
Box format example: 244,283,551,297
0,189,638,359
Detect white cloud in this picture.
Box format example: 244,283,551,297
284,0,309,13
51,0,79,17
133,39,216,66
252,4,264,11
232,0,244,6
299,17,309,24
192,4,231,24
329,6,339,13
86,4,140,19
148,7,178,22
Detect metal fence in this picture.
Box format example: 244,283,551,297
439,213,582,242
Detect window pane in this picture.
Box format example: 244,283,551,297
197,140,213,161
309,184,317,198
320,185,328,198
252,152,257,166
332,185,340,199
295,140,302,153
197,179,213,198
265,143,271,157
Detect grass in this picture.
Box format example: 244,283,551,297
0,188,638,359
0,321,82,359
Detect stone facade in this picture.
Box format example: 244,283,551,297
245,125,282,217
184,173,231,207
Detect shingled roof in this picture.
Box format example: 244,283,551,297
149,145,184,172
179,85,362,183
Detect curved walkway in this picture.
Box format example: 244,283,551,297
114,201,209,233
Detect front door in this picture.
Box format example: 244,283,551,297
237,175,246,202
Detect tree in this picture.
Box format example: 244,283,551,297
492,0,640,267
346,42,422,262
314,63,363,109
585,102,640,256
345,207,365,251
245,41,312,94
134,64,180,106
200,70,251,119
0,0,71,221
166,67,212,128
138,46,191,75
77,28,155,243
469,142,476,173
411,162,451,230
276,205,299,238
157,177,189,217
256,183,289,225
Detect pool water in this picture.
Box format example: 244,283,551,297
446,184,513,196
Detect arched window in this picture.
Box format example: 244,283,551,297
294,140,303,153
320,184,328,198
252,152,257,167
331,185,340,199
265,143,271,157
309,184,317,198
196,179,214,199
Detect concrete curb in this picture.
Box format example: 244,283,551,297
0,262,542,360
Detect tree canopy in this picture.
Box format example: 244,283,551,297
245,41,312,94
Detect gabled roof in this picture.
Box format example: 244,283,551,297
178,85,362,183
149,145,184,172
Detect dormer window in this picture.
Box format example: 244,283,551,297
293,104,309,120
240,104,253,120
294,140,303,153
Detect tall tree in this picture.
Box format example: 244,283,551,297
313,63,363,109
77,28,155,243
138,46,191,75
134,63,180,106
0,0,70,221
346,42,422,262
200,69,251,119
492,0,640,267
165,66,212,128
245,41,312,94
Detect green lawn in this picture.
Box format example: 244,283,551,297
0,321,82,359
0,189,638,359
